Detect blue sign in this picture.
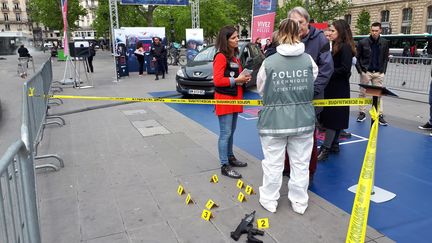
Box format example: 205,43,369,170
253,0,277,16
121,0,189,5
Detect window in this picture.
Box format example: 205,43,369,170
401,26,411,34
402,8,412,21
5,23,10,30
427,6,432,34
4,13,8,21
15,13,20,21
2,2,7,9
381,10,390,23
401,8,412,34
13,3,18,9
344,14,352,25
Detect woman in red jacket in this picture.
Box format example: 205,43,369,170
214,26,251,179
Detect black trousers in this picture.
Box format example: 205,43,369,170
87,56,94,73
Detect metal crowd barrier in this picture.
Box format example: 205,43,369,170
22,59,64,171
350,56,432,97
0,140,41,243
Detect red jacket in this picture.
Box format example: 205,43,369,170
213,53,244,116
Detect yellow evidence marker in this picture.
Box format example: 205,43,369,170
236,179,244,189
210,174,219,183
201,209,213,221
177,185,185,195
245,185,255,195
185,193,193,205
205,199,218,210
237,191,246,202
257,218,269,229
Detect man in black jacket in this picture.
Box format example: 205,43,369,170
18,45,31,58
355,22,390,125
150,37,166,80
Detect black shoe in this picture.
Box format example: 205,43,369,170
419,122,432,130
330,143,340,153
162,76,165,79
221,165,242,179
228,156,247,167
283,170,290,177
155,76,159,80
357,112,366,122
339,130,351,138
378,115,388,126
317,146,330,161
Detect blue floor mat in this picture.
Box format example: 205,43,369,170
150,90,432,243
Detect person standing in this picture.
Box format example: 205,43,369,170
318,20,356,161
134,43,145,76
418,73,432,136
213,25,251,179
283,6,334,183
257,19,318,214
355,22,390,125
150,37,166,80
18,45,31,57
87,43,96,73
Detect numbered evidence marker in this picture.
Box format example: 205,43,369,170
237,191,246,202
245,185,255,195
205,199,218,210
210,174,219,183
185,193,193,205
177,185,185,195
257,218,269,229
236,179,244,189
201,209,213,221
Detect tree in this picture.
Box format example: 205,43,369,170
275,0,305,25
308,0,350,23
28,0,87,30
356,9,370,35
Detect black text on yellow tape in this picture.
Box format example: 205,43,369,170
43,94,372,107
345,108,379,243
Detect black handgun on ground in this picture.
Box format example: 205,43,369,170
230,211,264,242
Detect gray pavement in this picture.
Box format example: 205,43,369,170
5,50,429,242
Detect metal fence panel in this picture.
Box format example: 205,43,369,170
350,57,431,96
0,141,41,243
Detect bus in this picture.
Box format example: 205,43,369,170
353,33,432,57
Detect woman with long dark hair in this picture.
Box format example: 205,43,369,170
213,26,251,179
318,19,356,160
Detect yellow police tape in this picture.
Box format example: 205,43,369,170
346,106,379,243
43,94,372,107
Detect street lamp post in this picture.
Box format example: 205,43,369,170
170,16,175,43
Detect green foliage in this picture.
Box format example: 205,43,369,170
356,9,370,35
93,0,241,41
308,0,350,23
275,0,305,25
28,0,87,30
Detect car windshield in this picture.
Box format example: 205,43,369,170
192,46,216,62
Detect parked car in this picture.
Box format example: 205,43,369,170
175,42,264,96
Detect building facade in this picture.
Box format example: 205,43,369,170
73,0,98,41
0,0,31,33
345,0,432,35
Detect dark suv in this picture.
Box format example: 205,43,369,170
175,42,264,96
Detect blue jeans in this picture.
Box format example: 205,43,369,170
218,113,238,166
429,81,432,124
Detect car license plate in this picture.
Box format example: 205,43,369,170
188,89,205,95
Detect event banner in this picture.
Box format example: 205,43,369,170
114,27,166,72
120,0,188,5
251,0,277,46
185,28,203,62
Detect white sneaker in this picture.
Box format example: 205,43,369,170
259,199,277,213
291,202,308,215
